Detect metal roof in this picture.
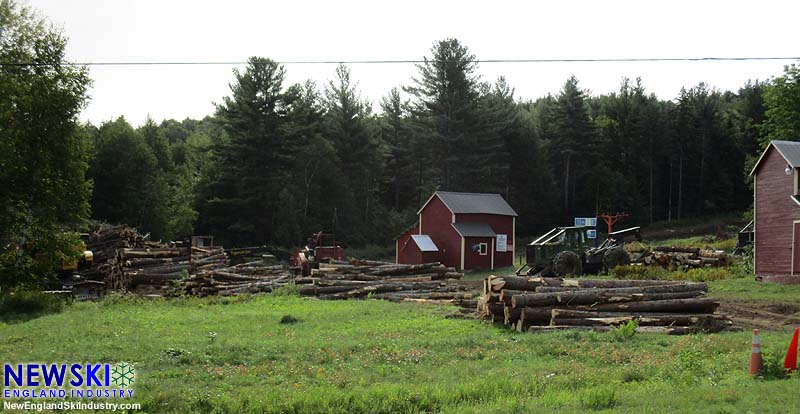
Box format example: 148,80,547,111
410,235,438,252
419,191,518,216
750,140,800,175
452,222,497,237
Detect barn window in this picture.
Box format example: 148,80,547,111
478,243,487,255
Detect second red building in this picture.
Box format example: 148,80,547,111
396,191,517,270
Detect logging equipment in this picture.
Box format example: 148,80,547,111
291,231,345,276
517,226,641,276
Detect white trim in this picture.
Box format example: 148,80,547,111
478,243,488,256
512,217,516,264
452,213,455,224
460,237,465,270
792,195,800,208
490,238,495,270
417,192,441,215
750,142,798,176
793,220,800,276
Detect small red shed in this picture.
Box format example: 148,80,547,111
751,140,800,282
396,191,517,271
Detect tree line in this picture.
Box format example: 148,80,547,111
2,0,799,285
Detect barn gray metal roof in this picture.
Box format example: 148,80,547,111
410,235,438,252
750,140,800,175
451,222,497,237
420,191,518,216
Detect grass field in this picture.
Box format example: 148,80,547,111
2,284,799,414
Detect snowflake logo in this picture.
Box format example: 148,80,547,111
110,362,135,387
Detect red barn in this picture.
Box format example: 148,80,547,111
751,140,800,282
396,191,517,270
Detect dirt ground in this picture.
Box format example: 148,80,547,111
717,299,800,331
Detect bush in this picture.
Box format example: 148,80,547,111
346,244,395,261
580,387,618,410
610,319,638,342
610,265,665,280
668,268,731,282
0,289,65,316
271,283,300,297
757,350,793,380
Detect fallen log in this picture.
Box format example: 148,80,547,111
587,297,719,313
526,325,698,335
120,248,187,258
559,279,685,288
489,276,547,292
653,246,701,255
511,288,705,308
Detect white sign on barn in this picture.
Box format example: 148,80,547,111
496,234,507,252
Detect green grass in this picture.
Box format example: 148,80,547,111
709,278,800,303
2,292,800,413
650,236,738,251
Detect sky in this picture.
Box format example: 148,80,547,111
25,0,800,126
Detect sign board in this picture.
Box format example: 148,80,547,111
496,234,507,252
574,217,597,227
587,229,597,239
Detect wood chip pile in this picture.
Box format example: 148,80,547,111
480,275,733,334
627,244,733,269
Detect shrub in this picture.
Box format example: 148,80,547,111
757,350,793,380
0,289,65,316
271,283,300,297
610,265,665,280
610,319,638,342
580,387,618,410
667,268,731,282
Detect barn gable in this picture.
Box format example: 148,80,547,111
750,140,800,175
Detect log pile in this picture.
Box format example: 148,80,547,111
479,275,732,334
628,245,733,269
294,260,477,311
121,247,191,294
182,258,290,297
83,224,157,284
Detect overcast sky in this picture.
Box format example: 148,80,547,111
27,0,800,126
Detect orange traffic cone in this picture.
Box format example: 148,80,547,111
750,329,763,377
784,328,799,372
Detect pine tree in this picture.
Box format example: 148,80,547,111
197,57,296,245
405,38,484,191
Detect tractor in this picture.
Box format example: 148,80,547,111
517,226,642,276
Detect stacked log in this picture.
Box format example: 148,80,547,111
628,245,733,269
294,260,476,311
183,258,290,297
479,275,732,334
83,224,155,284
119,247,191,294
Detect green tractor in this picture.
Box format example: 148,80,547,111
517,226,641,276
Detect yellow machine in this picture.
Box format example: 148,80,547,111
59,235,93,272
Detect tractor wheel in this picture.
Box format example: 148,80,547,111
603,247,631,272
553,251,583,276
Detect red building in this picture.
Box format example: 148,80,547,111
751,140,800,282
396,191,517,270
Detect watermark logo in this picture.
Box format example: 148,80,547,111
110,363,135,388
3,362,136,400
